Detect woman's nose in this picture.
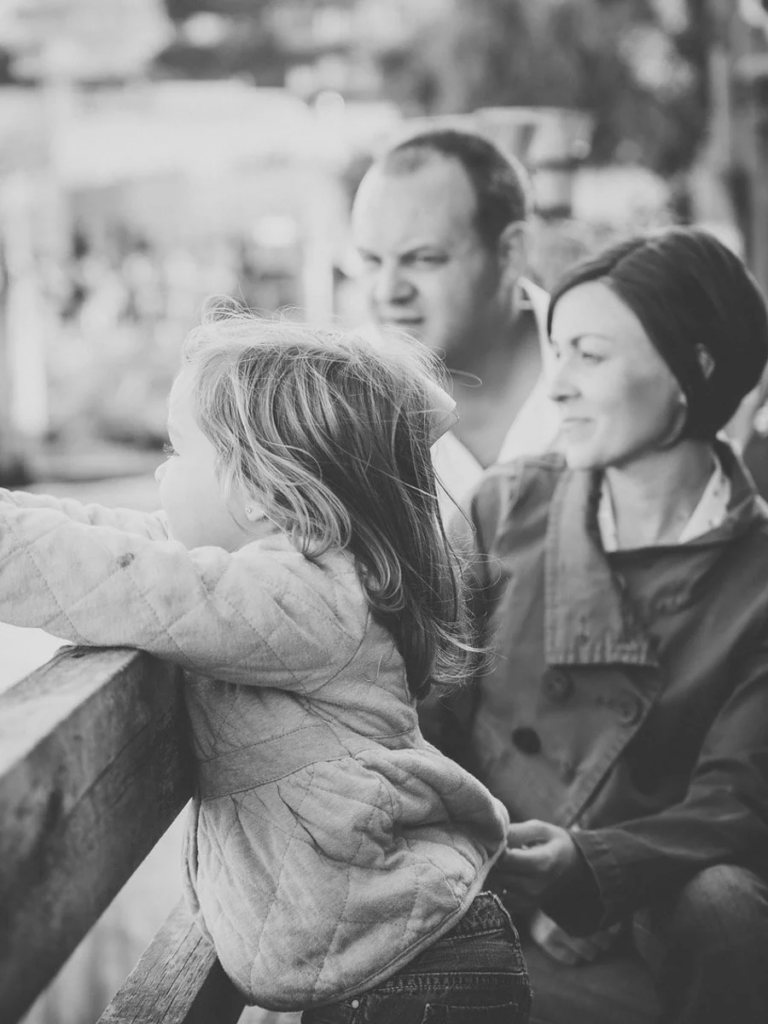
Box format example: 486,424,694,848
547,356,579,403
154,462,166,484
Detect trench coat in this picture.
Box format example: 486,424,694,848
422,442,768,933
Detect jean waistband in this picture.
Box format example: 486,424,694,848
449,891,512,937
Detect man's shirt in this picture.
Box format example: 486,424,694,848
433,278,560,514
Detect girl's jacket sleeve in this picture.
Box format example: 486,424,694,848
0,489,361,691
0,489,171,539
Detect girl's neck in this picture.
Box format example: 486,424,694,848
603,440,716,548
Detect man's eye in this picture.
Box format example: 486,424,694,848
163,442,177,456
412,254,445,267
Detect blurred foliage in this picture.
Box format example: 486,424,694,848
157,0,281,81
163,0,272,15
156,0,342,82
378,0,711,176
154,34,284,83
154,0,713,175
0,49,17,85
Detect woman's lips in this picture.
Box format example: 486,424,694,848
560,418,593,433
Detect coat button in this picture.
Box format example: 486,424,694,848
543,670,573,703
616,694,643,726
511,727,542,755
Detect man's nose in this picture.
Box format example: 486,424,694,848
371,261,414,306
154,462,166,484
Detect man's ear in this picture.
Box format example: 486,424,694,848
497,221,530,282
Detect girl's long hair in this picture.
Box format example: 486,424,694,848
183,308,476,699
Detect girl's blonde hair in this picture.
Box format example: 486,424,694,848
182,307,475,698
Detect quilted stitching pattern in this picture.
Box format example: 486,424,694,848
0,489,509,1010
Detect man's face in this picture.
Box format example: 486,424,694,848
351,156,507,360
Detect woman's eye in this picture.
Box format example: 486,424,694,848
579,348,604,364
163,442,177,457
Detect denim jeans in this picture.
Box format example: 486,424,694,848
633,864,768,1024
301,892,531,1024
515,865,768,1024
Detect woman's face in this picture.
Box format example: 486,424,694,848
548,280,684,470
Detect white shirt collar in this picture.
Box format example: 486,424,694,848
597,454,731,551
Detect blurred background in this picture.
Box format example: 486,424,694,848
3,1,768,1021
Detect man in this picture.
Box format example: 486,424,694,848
351,128,559,510
352,130,666,1023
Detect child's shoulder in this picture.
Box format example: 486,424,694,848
240,534,369,643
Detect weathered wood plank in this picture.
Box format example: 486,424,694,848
0,646,193,1023
98,901,246,1024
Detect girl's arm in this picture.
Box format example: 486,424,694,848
0,499,360,691
0,489,170,540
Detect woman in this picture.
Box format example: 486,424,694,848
427,227,768,1024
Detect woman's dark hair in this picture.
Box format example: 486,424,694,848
547,227,768,439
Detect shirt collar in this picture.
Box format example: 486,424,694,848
597,451,732,552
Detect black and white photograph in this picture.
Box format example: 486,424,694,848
2,3,768,1023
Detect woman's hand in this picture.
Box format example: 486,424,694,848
528,909,623,966
495,819,581,910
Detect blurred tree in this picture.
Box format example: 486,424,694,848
163,0,271,15
155,0,279,81
0,49,18,85
376,0,711,176
155,0,356,83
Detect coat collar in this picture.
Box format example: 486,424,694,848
544,440,767,668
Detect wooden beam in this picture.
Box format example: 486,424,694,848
98,901,246,1024
0,646,192,1023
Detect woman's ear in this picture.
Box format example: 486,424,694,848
244,503,267,522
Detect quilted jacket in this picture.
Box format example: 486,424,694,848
0,489,509,1010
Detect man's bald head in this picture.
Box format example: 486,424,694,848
380,128,531,252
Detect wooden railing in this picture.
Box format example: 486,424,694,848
0,646,246,1024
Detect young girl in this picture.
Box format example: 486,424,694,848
0,313,530,1023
